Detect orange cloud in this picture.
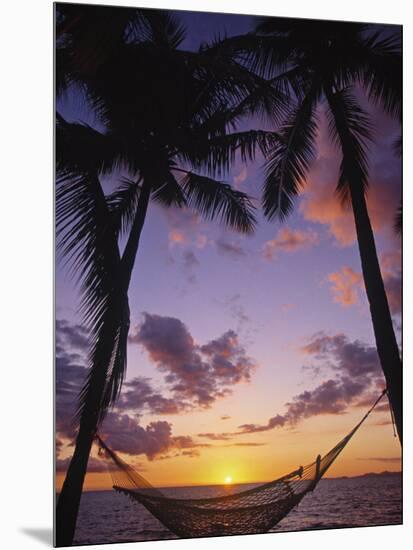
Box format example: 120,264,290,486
300,171,400,247
299,111,401,247
262,227,319,260
327,266,364,307
168,229,186,245
327,251,401,314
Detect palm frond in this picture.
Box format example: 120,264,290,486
56,3,138,89
106,178,142,237
76,290,130,426
360,31,402,119
223,74,291,125
207,32,293,80
262,84,319,221
197,130,281,177
178,170,256,233
56,170,120,329
56,114,124,176
99,298,130,418
325,87,372,203
151,172,187,208
57,170,132,426
139,9,186,49
179,47,283,128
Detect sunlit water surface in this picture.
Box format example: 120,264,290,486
73,474,402,545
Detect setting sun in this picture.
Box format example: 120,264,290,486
224,476,233,485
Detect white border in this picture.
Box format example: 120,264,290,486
1,1,411,549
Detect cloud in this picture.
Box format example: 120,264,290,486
183,250,199,269
300,109,401,247
215,239,246,258
56,455,114,473
356,457,401,463
56,319,201,457
164,206,208,250
300,163,355,246
197,432,232,441
327,266,364,306
55,319,217,465
225,442,266,447
195,433,266,447
101,413,207,460
116,376,189,415
223,294,250,330
131,313,256,408
56,319,89,353
233,166,248,187
55,320,90,443
181,250,199,284
236,333,384,434
238,415,286,434
262,228,318,260
380,251,402,315
327,251,401,314
168,229,186,245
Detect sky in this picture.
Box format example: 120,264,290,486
55,8,402,491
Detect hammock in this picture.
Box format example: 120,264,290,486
95,390,388,538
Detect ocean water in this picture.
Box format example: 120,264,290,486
73,474,402,545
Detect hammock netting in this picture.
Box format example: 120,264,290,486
95,390,387,538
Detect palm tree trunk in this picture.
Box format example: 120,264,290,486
56,299,125,546
55,177,152,546
349,182,402,444
121,177,152,286
325,86,402,445
55,416,96,546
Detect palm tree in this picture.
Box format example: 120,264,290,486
226,19,402,443
55,6,285,545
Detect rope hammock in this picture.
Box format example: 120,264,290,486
95,390,388,538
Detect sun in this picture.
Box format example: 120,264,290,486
224,475,233,485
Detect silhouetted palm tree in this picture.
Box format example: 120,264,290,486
228,19,402,443
55,5,285,545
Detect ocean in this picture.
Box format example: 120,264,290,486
73,474,402,545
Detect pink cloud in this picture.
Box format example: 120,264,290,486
299,108,401,247
300,169,400,247
233,166,247,187
262,227,319,260
326,251,401,314
327,266,364,307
